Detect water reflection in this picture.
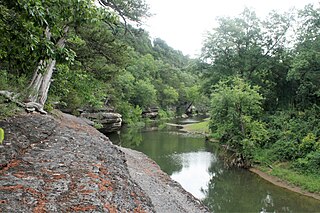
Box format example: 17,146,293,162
171,152,215,199
203,164,320,212
108,128,320,212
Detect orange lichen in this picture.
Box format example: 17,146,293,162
98,178,113,192
99,167,109,175
12,171,27,178
87,172,99,179
0,184,24,190
80,190,94,195
101,179,111,186
33,200,46,213
104,203,117,213
52,174,67,180
25,188,42,197
98,183,108,192
134,205,146,213
72,205,97,212
0,159,21,173
92,163,102,168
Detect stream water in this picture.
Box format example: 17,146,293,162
108,121,320,212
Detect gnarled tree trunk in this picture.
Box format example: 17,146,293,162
27,26,69,108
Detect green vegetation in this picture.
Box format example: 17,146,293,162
0,128,4,144
0,0,319,194
0,0,206,124
200,5,320,191
258,163,320,193
183,120,210,134
209,77,268,163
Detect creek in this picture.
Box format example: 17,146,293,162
108,119,320,212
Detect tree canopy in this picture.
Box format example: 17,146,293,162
200,5,320,175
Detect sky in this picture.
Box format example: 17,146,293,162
143,0,319,57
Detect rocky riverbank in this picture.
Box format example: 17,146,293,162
0,111,208,212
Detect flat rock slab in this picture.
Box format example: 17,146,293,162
0,112,153,212
0,111,209,212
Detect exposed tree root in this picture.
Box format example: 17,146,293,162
0,90,47,114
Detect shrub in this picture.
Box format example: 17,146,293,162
210,77,267,163
293,151,320,175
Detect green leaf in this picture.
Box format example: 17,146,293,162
0,128,4,144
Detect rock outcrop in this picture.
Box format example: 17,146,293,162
0,112,152,212
0,111,209,212
81,112,122,133
142,107,159,119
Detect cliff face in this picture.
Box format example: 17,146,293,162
0,111,209,213
0,112,153,212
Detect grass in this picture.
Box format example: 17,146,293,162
183,119,210,134
258,163,320,193
253,148,320,194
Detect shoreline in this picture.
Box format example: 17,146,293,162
249,167,320,201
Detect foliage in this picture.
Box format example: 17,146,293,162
157,109,175,121
131,80,157,108
93,122,104,129
201,8,293,110
0,96,23,120
160,86,179,108
265,107,320,163
269,164,320,193
200,5,320,183
0,128,4,144
210,77,268,163
294,151,320,175
50,64,106,112
287,4,320,108
115,102,143,125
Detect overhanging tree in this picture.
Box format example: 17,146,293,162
0,0,150,112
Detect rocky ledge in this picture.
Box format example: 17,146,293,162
0,111,209,212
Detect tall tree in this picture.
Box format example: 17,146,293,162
201,8,292,107
287,4,320,108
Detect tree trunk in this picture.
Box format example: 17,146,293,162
27,26,69,108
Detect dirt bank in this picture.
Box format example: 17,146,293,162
0,111,209,212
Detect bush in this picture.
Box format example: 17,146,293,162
271,139,300,161
267,108,320,161
116,102,143,125
210,77,267,163
293,151,320,175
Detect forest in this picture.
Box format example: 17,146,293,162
0,1,319,192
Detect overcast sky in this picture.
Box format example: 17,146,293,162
143,0,319,57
